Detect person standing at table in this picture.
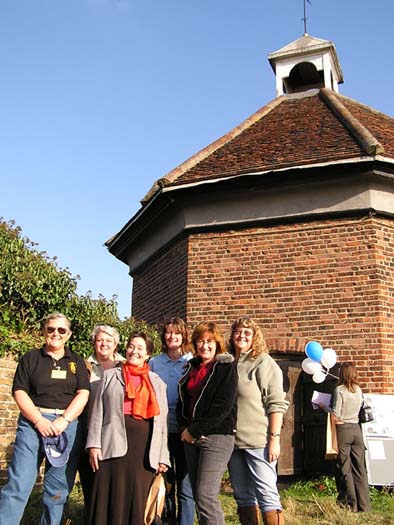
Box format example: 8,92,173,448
327,362,370,513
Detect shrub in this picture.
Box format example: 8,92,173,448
0,218,160,358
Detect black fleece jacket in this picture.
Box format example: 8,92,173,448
177,353,237,440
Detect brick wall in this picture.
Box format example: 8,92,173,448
132,214,394,392
0,357,18,486
132,236,189,324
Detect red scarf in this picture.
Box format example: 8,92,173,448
122,362,160,419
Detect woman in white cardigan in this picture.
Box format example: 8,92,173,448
86,331,170,525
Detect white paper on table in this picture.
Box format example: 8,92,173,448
368,440,386,460
312,391,332,410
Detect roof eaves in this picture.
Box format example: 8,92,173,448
160,155,380,193
139,96,286,204
105,186,164,251
319,88,385,156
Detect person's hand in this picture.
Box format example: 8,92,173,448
268,436,281,463
51,416,69,436
157,463,168,473
180,428,196,444
34,417,55,437
89,448,102,472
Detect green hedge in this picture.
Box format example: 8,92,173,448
0,218,160,358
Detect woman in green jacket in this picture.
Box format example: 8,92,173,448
228,317,289,525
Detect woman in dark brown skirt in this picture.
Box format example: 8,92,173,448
86,331,170,525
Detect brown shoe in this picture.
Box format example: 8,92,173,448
262,509,284,525
238,505,262,525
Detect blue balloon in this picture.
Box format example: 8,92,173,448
305,341,323,362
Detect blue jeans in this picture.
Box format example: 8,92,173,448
228,447,282,513
0,414,81,525
167,433,195,525
184,434,234,525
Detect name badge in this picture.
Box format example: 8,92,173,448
51,369,67,379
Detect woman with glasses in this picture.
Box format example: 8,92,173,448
228,317,289,525
149,317,195,525
0,312,90,525
177,321,237,525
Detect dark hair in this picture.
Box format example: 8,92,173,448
126,331,154,356
160,317,189,354
339,362,359,393
191,321,226,356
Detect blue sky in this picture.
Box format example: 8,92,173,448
1,0,393,319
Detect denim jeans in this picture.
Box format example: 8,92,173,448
167,432,195,525
228,447,282,512
0,414,81,525
184,434,234,525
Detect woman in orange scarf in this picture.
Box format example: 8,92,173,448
87,331,170,525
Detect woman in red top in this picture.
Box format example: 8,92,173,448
178,321,237,525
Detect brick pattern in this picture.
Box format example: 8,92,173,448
132,215,394,392
0,357,18,486
132,237,189,324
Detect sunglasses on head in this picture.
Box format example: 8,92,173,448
46,326,68,335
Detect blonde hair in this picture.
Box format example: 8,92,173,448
91,325,120,346
228,316,267,359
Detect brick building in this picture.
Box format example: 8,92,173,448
107,35,394,474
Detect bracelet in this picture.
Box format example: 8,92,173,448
269,432,281,437
60,415,71,424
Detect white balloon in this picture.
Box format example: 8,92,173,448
320,348,337,369
312,370,327,383
302,358,322,375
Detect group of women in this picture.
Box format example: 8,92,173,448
0,311,371,525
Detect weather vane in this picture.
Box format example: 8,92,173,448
302,0,311,35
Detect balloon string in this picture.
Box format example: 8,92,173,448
324,369,339,379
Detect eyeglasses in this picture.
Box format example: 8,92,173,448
196,339,216,348
46,326,68,335
234,329,254,337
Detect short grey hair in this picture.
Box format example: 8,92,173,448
43,313,72,331
91,325,120,346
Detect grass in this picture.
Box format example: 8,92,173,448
21,475,394,524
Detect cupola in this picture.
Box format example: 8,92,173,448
268,34,344,97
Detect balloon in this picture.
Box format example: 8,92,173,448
305,341,323,362
321,348,337,369
302,358,323,375
312,370,327,383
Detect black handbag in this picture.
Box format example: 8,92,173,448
359,398,374,423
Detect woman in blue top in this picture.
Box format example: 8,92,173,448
149,317,195,525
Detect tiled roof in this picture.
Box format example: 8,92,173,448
142,89,394,203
